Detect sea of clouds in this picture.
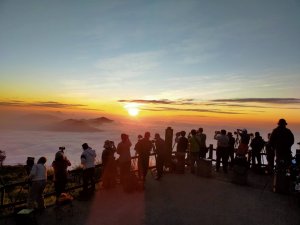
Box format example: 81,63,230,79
1,121,299,167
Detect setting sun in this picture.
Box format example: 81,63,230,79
124,103,140,117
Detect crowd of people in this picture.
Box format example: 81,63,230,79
25,118,296,210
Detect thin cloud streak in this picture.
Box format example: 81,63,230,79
141,106,246,115
0,100,87,109
212,98,300,104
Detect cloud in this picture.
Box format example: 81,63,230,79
118,99,173,104
119,98,249,114
212,98,300,104
142,106,245,115
118,99,197,105
0,100,87,109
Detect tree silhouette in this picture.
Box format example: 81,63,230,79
0,150,6,167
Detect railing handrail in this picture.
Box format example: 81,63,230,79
0,145,270,210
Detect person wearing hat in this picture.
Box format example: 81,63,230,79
101,140,116,189
270,119,294,166
52,147,71,202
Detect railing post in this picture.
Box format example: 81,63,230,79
208,144,213,160
165,127,173,166
1,186,4,207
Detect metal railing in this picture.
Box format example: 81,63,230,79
0,145,269,213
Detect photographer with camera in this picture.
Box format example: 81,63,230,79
135,132,153,183
101,140,117,189
214,130,229,173
52,147,71,203
236,129,250,156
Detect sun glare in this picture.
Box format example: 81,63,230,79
124,103,140,117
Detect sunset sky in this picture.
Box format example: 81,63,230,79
1,0,300,126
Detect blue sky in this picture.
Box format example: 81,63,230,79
0,0,300,119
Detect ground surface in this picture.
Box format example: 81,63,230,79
1,169,300,225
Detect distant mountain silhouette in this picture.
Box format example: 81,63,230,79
87,117,113,125
45,119,102,132
1,114,114,132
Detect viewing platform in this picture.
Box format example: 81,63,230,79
1,168,300,225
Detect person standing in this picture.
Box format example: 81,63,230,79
214,130,229,173
153,133,166,180
197,128,207,158
188,129,200,174
101,140,117,189
250,132,265,170
270,119,294,193
176,131,188,173
117,134,132,187
52,147,71,202
227,132,236,168
27,157,47,210
81,143,96,196
270,119,294,167
236,129,250,157
135,132,153,182
134,135,143,179
265,133,275,174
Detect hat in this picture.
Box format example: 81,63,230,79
103,140,111,148
278,118,287,126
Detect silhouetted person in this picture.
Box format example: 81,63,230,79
236,129,250,157
52,147,71,202
101,140,117,189
25,157,35,176
265,133,275,174
214,130,229,173
250,132,265,170
153,133,166,180
81,143,96,196
135,132,153,182
27,157,47,210
134,134,143,178
176,131,188,173
197,128,207,158
270,119,294,167
188,129,200,174
117,134,132,188
227,132,235,168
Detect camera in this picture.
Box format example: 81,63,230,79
59,146,65,151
